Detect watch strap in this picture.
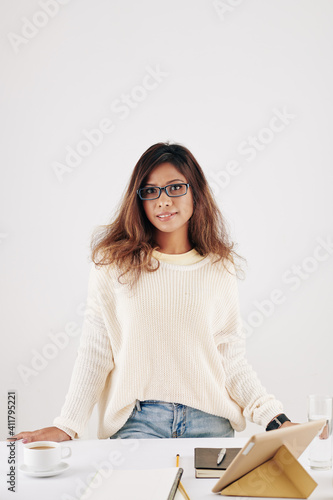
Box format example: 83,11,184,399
266,413,291,431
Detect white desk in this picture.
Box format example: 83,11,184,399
1,437,332,499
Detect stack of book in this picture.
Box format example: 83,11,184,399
194,447,241,478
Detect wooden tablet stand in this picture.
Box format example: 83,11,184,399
220,445,317,498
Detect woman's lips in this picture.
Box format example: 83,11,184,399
156,212,176,222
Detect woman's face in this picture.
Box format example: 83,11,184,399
141,162,194,246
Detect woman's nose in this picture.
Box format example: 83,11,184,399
158,190,172,206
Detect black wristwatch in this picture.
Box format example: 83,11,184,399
266,413,291,431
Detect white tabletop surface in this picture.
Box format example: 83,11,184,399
1,437,332,499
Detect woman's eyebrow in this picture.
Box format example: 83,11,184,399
144,178,185,186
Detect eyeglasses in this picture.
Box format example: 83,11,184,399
137,183,190,200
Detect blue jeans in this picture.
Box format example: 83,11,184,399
109,400,234,439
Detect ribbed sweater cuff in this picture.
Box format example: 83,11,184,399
53,422,77,440
256,402,285,428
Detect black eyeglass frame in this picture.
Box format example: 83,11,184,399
136,183,190,201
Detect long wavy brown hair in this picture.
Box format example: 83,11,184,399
91,142,245,283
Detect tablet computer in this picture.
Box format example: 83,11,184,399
212,419,326,494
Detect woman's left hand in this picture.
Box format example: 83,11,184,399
279,421,298,428
280,420,328,439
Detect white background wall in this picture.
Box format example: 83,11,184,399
1,0,332,441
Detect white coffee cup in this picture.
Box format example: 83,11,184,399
23,441,71,471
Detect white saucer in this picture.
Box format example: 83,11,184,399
19,462,70,477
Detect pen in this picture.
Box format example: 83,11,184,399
175,454,191,500
217,448,226,465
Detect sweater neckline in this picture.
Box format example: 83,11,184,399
153,253,211,271
152,248,206,266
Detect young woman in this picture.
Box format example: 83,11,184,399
11,142,293,443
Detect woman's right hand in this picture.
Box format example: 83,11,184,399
7,426,72,443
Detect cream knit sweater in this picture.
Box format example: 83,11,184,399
54,251,283,439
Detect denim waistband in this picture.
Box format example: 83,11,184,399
135,399,190,412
